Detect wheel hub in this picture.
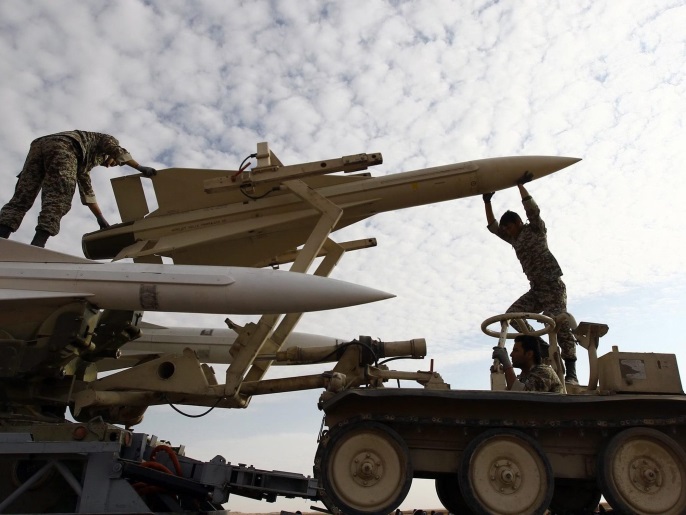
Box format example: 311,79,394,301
351,451,383,487
489,459,522,494
629,456,663,493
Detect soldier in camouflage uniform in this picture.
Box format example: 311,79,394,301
492,334,564,392
0,130,157,247
483,172,578,384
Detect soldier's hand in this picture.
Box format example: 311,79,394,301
483,192,495,203
492,346,512,369
139,166,157,178
96,215,110,229
517,171,534,184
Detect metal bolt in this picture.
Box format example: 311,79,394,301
644,469,657,482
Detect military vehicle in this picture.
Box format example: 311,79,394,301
313,313,686,515
0,242,429,513
0,314,428,513
2,143,684,515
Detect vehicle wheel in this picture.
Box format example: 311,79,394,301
314,421,412,515
459,428,553,515
549,478,601,514
598,427,686,515
435,474,472,514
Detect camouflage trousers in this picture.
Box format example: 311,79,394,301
0,137,79,236
506,277,577,360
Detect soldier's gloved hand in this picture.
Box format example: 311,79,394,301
517,171,534,184
139,166,157,178
96,215,110,229
492,346,512,369
483,192,495,203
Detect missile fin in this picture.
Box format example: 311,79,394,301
111,174,149,223
0,288,93,303
148,168,249,215
0,239,93,264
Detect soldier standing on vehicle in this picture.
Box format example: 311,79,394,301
483,173,578,384
492,334,564,392
0,130,156,247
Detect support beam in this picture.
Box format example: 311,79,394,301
223,178,344,401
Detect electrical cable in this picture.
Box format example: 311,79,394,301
163,394,223,418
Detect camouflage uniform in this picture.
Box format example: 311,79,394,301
518,364,564,393
0,131,132,236
488,195,576,360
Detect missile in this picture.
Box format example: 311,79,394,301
106,323,346,370
109,324,425,370
0,239,393,315
82,150,581,267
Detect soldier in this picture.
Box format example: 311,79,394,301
0,130,156,248
492,334,564,392
483,173,578,384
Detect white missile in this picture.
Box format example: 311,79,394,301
109,323,345,369
82,151,581,267
0,239,393,314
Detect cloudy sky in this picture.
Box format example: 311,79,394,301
1,0,686,512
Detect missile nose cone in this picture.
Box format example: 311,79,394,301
318,277,396,308
224,268,394,314
508,155,582,176
474,155,582,194
255,271,395,313
550,156,582,170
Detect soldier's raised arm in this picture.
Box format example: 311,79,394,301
483,192,496,226
516,171,533,199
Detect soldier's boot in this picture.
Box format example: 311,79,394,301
30,229,50,248
0,225,11,239
564,358,579,385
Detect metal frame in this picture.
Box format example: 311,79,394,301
0,431,318,513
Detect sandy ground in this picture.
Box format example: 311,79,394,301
228,512,446,515
227,503,614,514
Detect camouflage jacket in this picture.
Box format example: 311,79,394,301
40,130,133,204
518,364,564,392
488,195,563,285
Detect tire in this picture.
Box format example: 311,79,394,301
458,428,553,515
314,421,413,515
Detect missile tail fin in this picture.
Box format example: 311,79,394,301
0,239,93,264
148,168,247,216
112,174,149,223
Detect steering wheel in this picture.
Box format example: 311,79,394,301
481,312,556,339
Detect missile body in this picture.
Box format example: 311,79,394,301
114,325,345,367
82,155,581,266
0,240,393,314
116,326,424,368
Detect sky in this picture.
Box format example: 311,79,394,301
1,0,686,512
